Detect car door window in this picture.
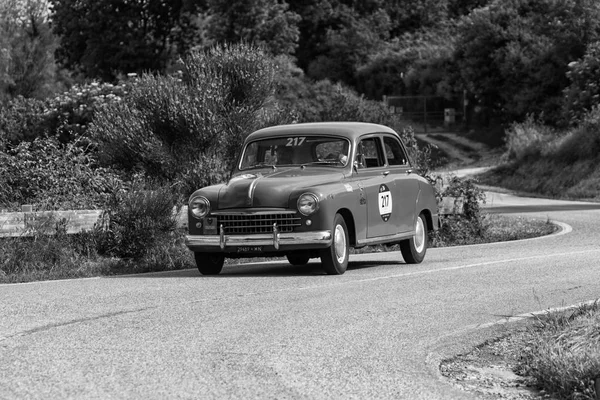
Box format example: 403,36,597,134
356,137,384,168
383,136,408,166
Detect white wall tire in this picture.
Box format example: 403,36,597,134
400,213,428,264
320,214,349,275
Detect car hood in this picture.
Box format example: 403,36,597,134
217,168,345,209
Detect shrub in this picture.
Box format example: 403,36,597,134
0,81,129,145
0,96,48,144
555,105,600,164
0,136,124,210
503,115,557,162
96,181,181,260
91,43,280,195
0,216,100,283
431,177,487,246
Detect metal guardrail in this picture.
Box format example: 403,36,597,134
0,206,106,238
1,205,189,238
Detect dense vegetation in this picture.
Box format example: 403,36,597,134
2,2,597,396
1,0,596,275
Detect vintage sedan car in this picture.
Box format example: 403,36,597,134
185,122,439,275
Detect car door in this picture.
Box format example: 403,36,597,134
382,134,420,234
355,135,397,238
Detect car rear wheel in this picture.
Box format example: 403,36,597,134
320,213,349,275
194,252,225,275
287,252,310,266
400,213,428,264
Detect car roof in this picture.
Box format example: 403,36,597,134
246,122,398,142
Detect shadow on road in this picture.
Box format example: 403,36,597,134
114,260,404,279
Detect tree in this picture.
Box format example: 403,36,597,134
49,0,203,81
356,26,457,99
0,0,60,101
305,4,391,86
383,0,449,37
453,0,600,126
205,0,300,56
562,41,600,124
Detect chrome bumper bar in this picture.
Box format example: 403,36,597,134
185,224,332,250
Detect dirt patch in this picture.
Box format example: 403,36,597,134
440,330,553,399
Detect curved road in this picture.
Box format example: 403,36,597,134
1,192,600,399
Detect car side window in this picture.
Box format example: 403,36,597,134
383,136,408,166
356,137,384,168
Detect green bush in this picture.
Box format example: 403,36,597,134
555,105,600,164
91,43,282,195
0,96,48,144
96,181,180,260
0,216,100,283
431,177,487,246
503,115,557,162
0,82,128,145
0,136,124,210
563,41,600,124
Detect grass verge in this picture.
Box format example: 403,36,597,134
479,160,600,201
442,302,600,400
517,302,600,399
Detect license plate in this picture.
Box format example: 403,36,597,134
237,246,263,253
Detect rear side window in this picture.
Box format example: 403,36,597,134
383,136,408,166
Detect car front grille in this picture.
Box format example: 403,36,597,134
216,212,301,234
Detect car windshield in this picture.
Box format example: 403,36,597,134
239,135,351,170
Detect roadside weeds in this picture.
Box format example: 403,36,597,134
441,302,600,400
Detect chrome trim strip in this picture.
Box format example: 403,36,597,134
247,175,262,206
219,224,225,249
272,223,279,250
211,210,295,216
185,230,332,248
356,231,413,246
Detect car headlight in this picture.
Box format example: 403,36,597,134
189,195,210,219
297,193,319,216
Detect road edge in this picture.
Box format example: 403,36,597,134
424,298,600,398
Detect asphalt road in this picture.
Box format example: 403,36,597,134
1,193,600,399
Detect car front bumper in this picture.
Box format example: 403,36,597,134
185,230,333,253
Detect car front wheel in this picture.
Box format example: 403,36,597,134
195,252,225,275
400,212,428,264
320,213,349,275
287,251,310,266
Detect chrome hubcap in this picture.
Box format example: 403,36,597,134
414,216,425,253
334,224,347,264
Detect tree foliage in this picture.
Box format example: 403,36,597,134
454,0,600,125
0,0,61,101
562,41,600,124
49,0,203,81
356,27,457,99
305,5,391,86
206,0,300,56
